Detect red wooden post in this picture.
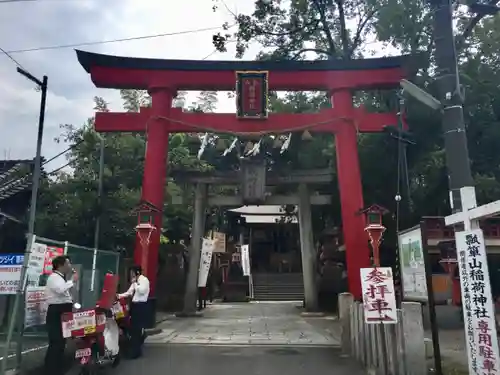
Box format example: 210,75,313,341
133,88,172,294
333,91,370,299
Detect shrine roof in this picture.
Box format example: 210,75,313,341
76,50,416,74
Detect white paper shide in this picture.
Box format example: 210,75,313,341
240,244,251,276
198,238,215,287
456,229,500,375
360,267,398,324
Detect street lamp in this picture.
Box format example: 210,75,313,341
1,69,48,375
399,79,441,111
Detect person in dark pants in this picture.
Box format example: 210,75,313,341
118,266,150,359
44,255,76,375
198,286,207,311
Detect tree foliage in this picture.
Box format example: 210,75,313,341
34,0,500,255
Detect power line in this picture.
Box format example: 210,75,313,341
0,46,27,71
5,25,233,54
0,140,84,191
0,0,38,3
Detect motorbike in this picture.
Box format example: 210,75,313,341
64,300,127,375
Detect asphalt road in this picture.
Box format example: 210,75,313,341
106,345,366,375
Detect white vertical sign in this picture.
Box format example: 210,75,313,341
198,238,215,287
27,243,47,276
456,229,499,375
24,287,46,328
360,267,398,324
241,244,251,276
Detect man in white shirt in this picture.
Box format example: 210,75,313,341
118,265,150,359
43,255,77,375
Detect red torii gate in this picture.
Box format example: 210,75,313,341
76,50,412,299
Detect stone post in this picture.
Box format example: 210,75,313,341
401,302,426,375
298,183,318,311
182,183,207,315
338,292,354,355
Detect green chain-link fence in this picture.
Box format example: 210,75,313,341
34,236,120,310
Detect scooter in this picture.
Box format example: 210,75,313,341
66,302,123,375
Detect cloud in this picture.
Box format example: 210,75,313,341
0,0,256,169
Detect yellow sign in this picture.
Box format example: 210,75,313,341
212,231,226,253
84,326,96,335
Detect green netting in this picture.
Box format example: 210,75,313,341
65,244,119,309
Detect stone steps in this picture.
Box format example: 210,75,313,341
253,273,304,301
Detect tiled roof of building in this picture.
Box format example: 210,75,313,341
0,159,34,202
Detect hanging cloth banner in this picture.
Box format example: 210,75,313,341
241,244,251,276
198,238,215,287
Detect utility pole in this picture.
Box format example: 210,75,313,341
398,2,500,374
0,70,48,375
91,135,105,292
431,0,475,213
402,0,499,213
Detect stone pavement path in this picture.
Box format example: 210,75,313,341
115,345,365,375
147,301,341,346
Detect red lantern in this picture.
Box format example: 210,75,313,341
130,201,160,276
358,204,389,267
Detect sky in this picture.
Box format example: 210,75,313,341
0,0,259,171
0,0,394,172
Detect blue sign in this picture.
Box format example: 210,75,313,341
0,254,24,266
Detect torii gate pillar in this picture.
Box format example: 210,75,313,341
134,87,172,300
332,91,370,299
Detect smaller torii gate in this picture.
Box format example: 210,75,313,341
76,50,413,303
172,167,334,311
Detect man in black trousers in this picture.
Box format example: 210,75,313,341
118,265,150,359
44,255,76,375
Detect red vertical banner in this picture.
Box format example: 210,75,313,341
43,246,64,275
236,71,269,119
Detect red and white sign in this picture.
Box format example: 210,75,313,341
43,246,64,275
61,309,97,338
360,267,398,324
25,287,47,328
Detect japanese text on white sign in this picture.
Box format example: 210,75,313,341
241,244,251,276
456,229,500,375
361,267,398,324
0,254,23,295
25,287,46,328
198,238,215,287
28,242,47,276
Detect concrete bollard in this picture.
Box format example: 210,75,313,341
401,302,426,375
338,293,354,355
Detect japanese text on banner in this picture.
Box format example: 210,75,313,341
360,267,398,324
456,229,500,375
198,238,215,287
241,244,251,276
25,287,47,328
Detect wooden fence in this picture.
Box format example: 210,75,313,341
339,293,428,375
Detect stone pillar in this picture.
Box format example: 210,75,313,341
135,87,172,295
338,292,354,355
182,183,207,314
298,183,318,311
401,302,426,375
332,90,370,300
